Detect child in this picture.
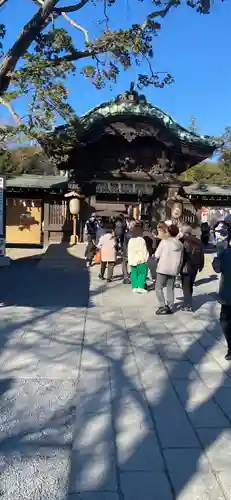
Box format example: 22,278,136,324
213,244,231,360
97,224,117,282
127,223,149,293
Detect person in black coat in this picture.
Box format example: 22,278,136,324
122,230,132,283
114,215,126,251
85,235,97,267
180,225,204,311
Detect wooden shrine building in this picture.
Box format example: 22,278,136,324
6,88,217,246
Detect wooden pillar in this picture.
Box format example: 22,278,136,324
43,199,49,248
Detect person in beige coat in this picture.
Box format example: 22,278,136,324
97,223,117,282
128,223,149,293
155,224,183,314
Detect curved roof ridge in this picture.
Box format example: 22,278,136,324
78,92,216,148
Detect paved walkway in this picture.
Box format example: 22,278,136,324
0,251,231,499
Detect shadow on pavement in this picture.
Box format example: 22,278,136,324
0,244,90,309
195,274,218,287
1,265,231,499
176,291,217,311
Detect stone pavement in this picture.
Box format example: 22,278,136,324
0,250,231,499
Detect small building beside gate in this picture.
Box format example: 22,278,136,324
184,183,231,227
6,175,69,246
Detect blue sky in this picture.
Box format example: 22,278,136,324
0,0,231,137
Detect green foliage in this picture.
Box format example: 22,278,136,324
0,146,57,176
179,161,231,185
0,0,223,162
219,127,231,165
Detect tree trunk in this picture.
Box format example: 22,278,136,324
0,0,59,95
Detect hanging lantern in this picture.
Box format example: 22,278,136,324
69,197,80,215
171,202,183,219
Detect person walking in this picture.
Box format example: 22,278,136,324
180,225,204,311
97,223,117,282
85,213,97,242
155,224,183,315
213,243,231,360
127,223,149,293
85,235,97,267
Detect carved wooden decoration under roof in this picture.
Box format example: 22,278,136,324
68,132,186,185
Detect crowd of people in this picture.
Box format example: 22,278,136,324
84,213,204,314
84,212,231,361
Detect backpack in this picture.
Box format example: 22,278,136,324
183,241,204,273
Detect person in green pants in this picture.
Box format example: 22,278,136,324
128,223,149,294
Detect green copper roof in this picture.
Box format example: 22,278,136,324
42,89,217,163
77,90,216,149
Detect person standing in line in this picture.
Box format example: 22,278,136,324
155,224,183,315
156,221,168,241
200,222,210,246
213,243,231,360
143,226,157,286
121,219,136,284
127,222,149,294
214,215,231,255
114,215,126,251
180,225,204,312
98,223,117,282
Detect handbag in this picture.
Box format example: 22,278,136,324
93,250,101,264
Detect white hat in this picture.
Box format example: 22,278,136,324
165,220,172,227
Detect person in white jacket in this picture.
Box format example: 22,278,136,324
128,223,149,294
155,224,183,314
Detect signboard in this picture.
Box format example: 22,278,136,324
95,182,153,196
68,182,79,191
0,176,6,256
201,206,208,223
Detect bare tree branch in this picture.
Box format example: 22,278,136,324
30,0,44,5
103,0,109,29
0,0,60,95
146,0,178,23
51,48,94,63
0,96,21,123
55,0,89,14
0,0,8,7
61,12,88,43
